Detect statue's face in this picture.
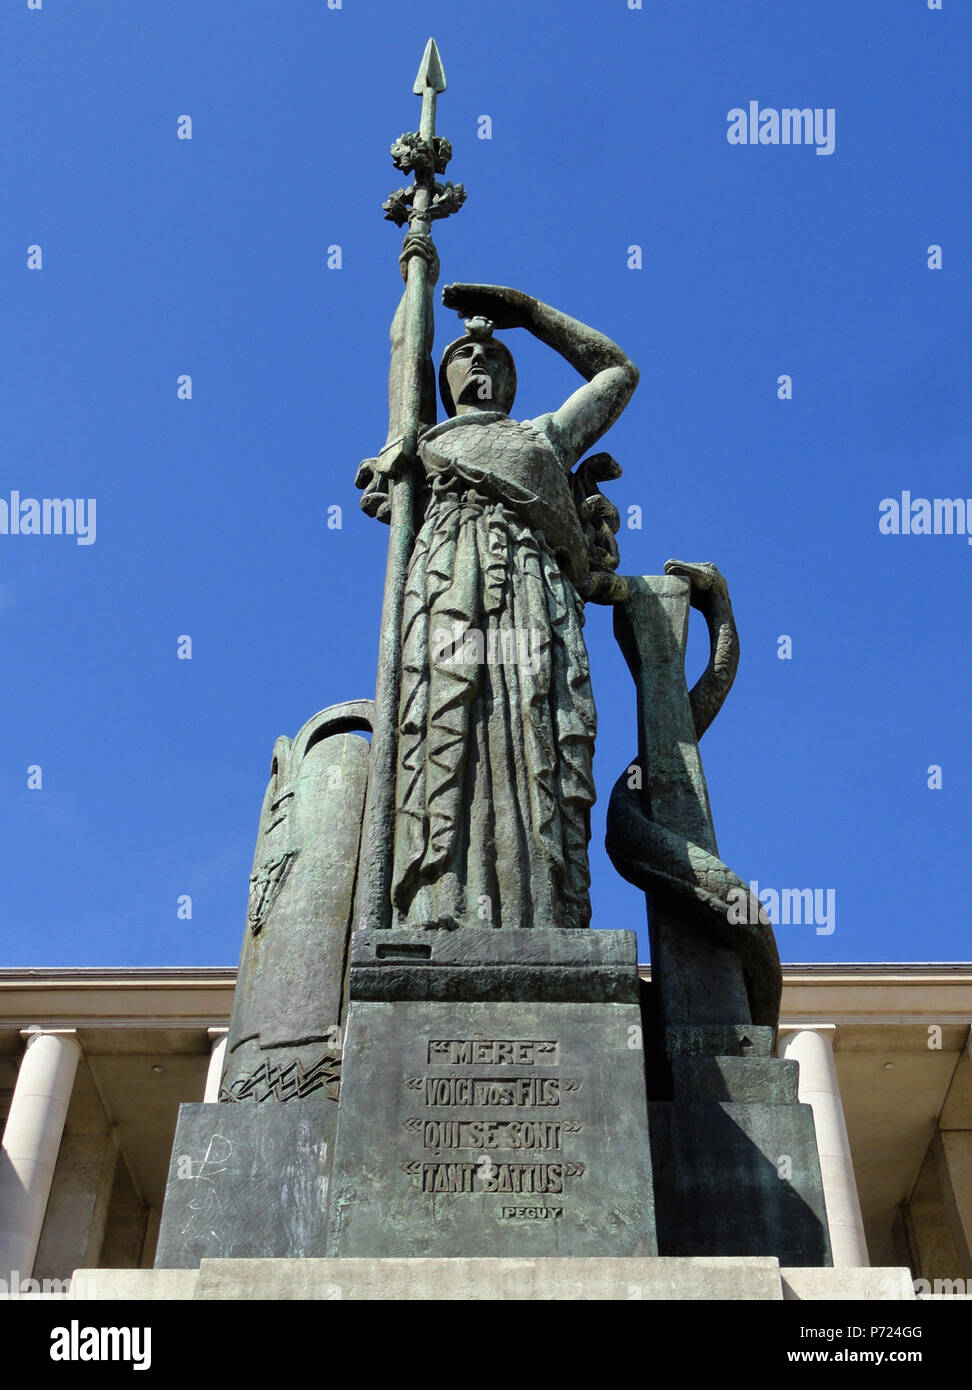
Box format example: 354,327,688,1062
446,341,514,414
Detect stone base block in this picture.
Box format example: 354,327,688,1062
69,1258,916,1301
153,1098,336,1268
328,929,656,1257
650,1098,832,1266
67,1268,199,1301
782,1267,917,1301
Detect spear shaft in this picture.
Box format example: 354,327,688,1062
356,39,456,932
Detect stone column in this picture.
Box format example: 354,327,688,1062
780,1025,869,1267
0,1028,82,1283
932,1129,972,1277
203,1029,228,1103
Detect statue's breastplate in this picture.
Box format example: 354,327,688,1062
419,413,585,568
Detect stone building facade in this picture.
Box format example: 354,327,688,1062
1,963,969,1291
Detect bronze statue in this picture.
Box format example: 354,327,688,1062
359,274,638,930
153,40,831,1276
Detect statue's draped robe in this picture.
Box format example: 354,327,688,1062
391,410,596,931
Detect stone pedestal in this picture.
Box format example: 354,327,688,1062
153,1099,336,1268
327,928,656,1257
648,1025,832,1265
69,1257,916,1302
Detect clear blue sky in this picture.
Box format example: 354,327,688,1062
2,1,969,968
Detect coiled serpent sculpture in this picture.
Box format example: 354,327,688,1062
602,559,783,1029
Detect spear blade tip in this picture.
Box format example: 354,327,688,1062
413,37,446,95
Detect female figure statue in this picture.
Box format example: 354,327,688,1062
359,239,638,931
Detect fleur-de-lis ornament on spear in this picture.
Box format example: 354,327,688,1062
355,39,466,931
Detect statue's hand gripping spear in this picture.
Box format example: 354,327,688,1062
354,39,465,932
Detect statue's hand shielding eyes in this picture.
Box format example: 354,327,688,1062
442,283,533,331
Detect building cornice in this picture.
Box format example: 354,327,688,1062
2,963,970,981
1,965,970,1033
